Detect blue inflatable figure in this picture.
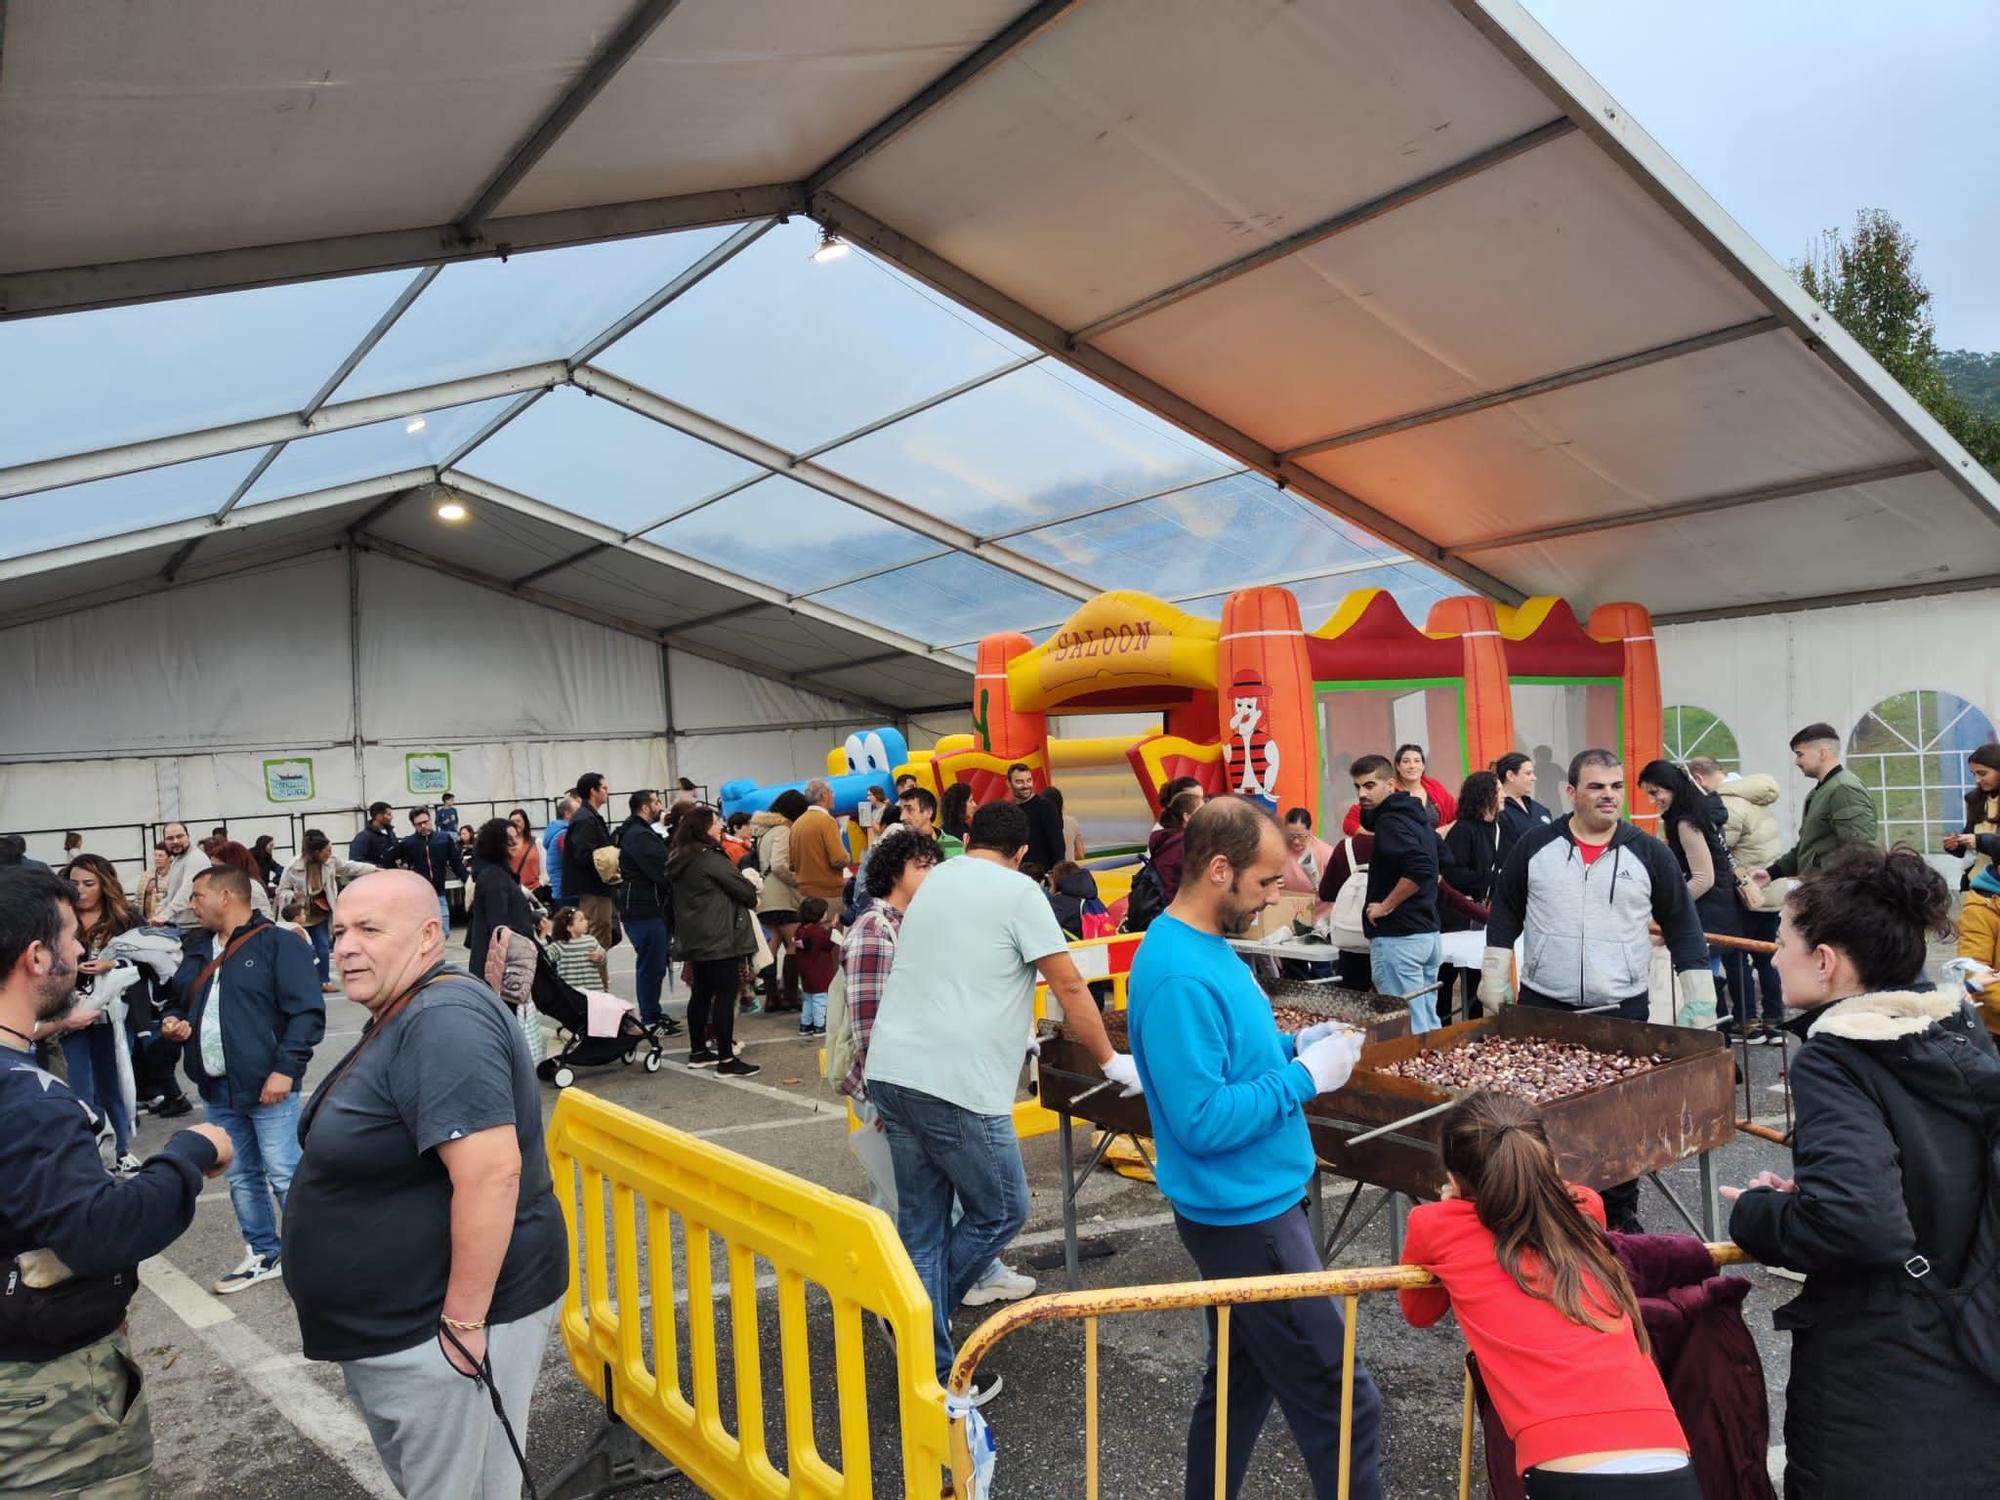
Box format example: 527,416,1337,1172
718,726,909,820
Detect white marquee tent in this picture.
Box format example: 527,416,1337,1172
3,0,1997,872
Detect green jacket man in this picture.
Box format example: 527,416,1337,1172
1755,722,1880,883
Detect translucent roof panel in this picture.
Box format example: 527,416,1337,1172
811,552,1081,646
644,475,944,595
330,226,738,403
243,396,523,506
0,272,410,467
815,361,1233,534
594,218,1033,454
455,386,764,534
1179,562,1464,632
1,450,260,561
1006,473,1402,596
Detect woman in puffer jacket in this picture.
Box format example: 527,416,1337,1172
1693,759,1787,1040
1724,846,2000,1498
1946,743,2000,1031
750,789,808,1011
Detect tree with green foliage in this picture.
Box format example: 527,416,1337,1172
1793,210,2000,476
1939,350,2000,418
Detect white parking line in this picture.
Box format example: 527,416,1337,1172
138,1257,399,1499
691,1114,848,1140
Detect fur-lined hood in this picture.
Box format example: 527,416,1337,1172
1809,987,1960,1042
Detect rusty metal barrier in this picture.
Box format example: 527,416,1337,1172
948,1245,1753,1500
545,1090,952,1498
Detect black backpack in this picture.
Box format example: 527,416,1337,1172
1124,860,1166,934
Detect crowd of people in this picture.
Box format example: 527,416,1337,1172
6,722,2000,1499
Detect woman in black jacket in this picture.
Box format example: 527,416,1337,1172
1439,771,1501,1023
1724,846,2000,1498
667,807,761,1078
465,818,538,981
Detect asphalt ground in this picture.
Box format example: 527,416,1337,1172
128,939,1806,1499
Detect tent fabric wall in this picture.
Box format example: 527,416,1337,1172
1657,587,2000,849
358,552,666,740
0,553,352,757
668,650,876,732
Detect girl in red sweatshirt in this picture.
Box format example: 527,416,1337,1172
1400,1091,1694,1498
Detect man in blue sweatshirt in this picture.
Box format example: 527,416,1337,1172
0,868,231,1495
1128,797,1380,1500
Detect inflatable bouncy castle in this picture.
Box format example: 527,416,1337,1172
720,585,1664,858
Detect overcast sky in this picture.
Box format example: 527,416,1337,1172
1523,0,2000,352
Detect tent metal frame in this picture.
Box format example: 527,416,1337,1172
1,0,1995,706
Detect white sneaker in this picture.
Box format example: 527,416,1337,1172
213,1249,283,1295
959,1263,1037,1306
114,1153,143,1175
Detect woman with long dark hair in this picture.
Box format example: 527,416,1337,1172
1636,759,1740,1027
668,807,761,1076
250,835,282,892
1725,846,2000,1495
939,782,975,844
1440,770,1503,1023
56,854,142,1168
1342,743,1458,834
503,808,543,895
465,818,539,987
1402,1091,1693,1497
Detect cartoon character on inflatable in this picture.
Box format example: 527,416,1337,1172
1225,670,1281,806
717,727,910,819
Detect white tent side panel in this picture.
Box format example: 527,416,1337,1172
0,548,919,861
0,554,353,756
668,650,876,732
358,552,665,740
1657,587,2000,849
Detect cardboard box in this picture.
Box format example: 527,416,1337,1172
1245,891,1318,941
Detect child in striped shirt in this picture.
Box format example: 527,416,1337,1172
547,905,608,991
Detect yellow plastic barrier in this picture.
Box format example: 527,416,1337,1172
948,1244,1754,1499
546,1090,952,1498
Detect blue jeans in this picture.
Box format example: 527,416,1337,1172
868,1080,1030,1382
436,894,451,937
1370,930,1443,1032
802,992,828,1028
625,915,669,1028
204,1094,301,1260
305,921,332,984
59,1025,130,1155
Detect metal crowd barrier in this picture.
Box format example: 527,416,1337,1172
544,1090,952,1499
948,1244,1754,1500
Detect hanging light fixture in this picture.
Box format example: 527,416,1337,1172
811,227,850,264
435,499,467,522
404,416,428,435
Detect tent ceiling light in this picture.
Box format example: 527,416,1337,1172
435,499,467,522
810,228,850,264
404,416,428,435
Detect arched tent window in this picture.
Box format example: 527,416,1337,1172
1848,690,1997,851
1663,705,1741,771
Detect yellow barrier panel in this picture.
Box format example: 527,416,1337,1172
546,1090,952,1499
949,1244,1754,1499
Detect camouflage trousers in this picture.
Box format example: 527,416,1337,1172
0,1331,151,1498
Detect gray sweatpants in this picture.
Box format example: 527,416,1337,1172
339,1299,559,1500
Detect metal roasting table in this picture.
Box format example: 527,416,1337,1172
1038,1001,1735,1281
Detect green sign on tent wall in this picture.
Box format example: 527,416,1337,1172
405,752,452,795
263,758,315,804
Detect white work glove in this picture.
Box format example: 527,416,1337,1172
1477,946,1515,1010
1100,1051,1143,1097
1294,1020,1345,1052
1675,969,1718,1029
1296,1030,1366,1094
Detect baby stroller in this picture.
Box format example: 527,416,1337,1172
528,943,667,1089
